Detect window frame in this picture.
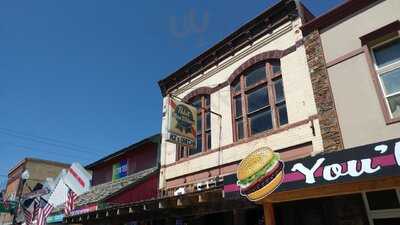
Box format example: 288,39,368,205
176,95,211,160
231,60,288,141
371,36,400,120
361,188,400,225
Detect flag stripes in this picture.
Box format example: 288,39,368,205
64,188,78,216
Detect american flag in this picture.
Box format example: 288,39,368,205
36,197,53,225
64,188,78,216
22,198,35,225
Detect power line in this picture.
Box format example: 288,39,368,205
0,129,103,156
0,142,95,161
0,127,98,152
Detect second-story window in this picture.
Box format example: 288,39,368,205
232,60,288,141
177,95,211,159
372,37,400,119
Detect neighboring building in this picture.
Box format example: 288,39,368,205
0,158,69,225
293,0,400,224
302,0,400,149
60,134,161,225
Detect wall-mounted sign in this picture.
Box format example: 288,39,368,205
166,97,197,147
224,138,400,200
113,159,128,181
236,147,284,201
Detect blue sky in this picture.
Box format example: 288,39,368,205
0,0,342,186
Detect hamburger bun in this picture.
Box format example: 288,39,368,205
237,147,274,181
247,170,283,201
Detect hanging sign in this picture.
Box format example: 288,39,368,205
166,97,197,147
112,159,128,180
224,138,400,200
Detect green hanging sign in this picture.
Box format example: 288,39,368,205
0,201,18,213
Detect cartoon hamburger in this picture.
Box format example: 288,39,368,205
236,147,284,201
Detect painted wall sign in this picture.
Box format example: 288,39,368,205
165,97,197,147
112,159,128,181
224,138,400,199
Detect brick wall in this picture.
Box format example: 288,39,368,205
304,30,344,152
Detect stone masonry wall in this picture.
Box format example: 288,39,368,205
304,30,344,152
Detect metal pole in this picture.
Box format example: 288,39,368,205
169,94,222,118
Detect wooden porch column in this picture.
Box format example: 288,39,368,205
233,209,246,225
263,202,276,225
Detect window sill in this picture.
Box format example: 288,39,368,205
386,116,400,125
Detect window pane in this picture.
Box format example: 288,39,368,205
381,68,400,95
247,87,269,112
205,95,210,107
246,66,266,87
387,94,400,118
178,145,186,159
274,79,285,103
234,96,242,117
190,135,202,155
278,104,288,125
374,38,400,67
206,132,211,150
233,82,241,93
272,64,281,74
249,109,273,135
236,119,244,140
206,112,211,130
366,189,400,210
196,114,202,133
373,218,400,225
192,98,201,110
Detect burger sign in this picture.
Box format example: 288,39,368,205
236,147,284,201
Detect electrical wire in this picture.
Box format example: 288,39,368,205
0,129,103,156
0,142,95,161
0,127,98,152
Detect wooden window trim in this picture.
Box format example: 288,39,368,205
231,61,287,141
176,95,211,161
362,21,400,125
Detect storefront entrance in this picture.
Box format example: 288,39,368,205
274,189,400,225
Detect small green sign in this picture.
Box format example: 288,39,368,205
0,201,17,213
47,214,64,223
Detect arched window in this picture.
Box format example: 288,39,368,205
177,95,211,160
231,60,288,140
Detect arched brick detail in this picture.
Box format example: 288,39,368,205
183,87,213,102
228,50,284,84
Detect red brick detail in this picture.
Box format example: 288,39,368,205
228,50,284,84
183,87,213,102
